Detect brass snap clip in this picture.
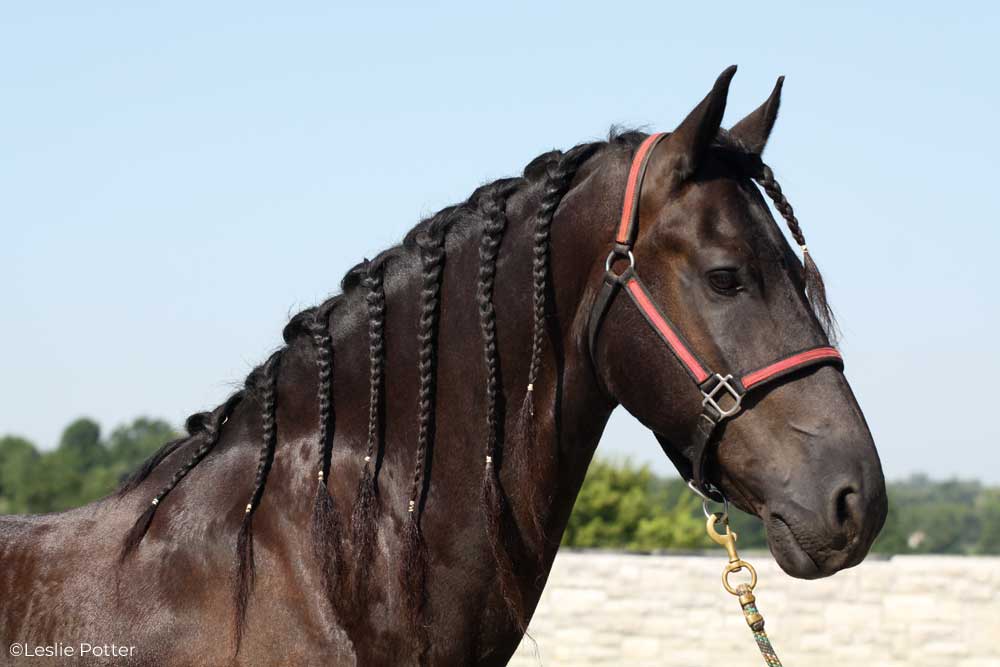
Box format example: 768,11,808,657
706,512,758,596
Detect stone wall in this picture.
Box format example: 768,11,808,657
508,552,1000,667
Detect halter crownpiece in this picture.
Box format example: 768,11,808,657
587,132,844,498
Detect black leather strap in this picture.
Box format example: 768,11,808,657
689,414,721,499
587,267,632,364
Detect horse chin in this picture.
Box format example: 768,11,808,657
764,514,831,580
709,476,835,579
766,516,833,579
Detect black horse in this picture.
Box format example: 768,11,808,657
0,66,886,665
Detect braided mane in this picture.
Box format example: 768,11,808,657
115,127,828,650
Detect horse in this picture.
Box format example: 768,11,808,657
0,66,887,665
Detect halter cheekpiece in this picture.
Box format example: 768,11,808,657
587,132,844,499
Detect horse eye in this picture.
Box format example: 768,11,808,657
707,269,742,295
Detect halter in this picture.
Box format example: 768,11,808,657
587,132,844,499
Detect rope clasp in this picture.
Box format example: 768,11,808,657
707,512,758,596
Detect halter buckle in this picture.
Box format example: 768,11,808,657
701,373,743,420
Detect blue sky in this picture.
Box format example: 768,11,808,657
2,2,997,482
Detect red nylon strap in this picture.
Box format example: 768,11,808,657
624,276,710,384
624,276,842,392
615,133,669,246
741,347,843,390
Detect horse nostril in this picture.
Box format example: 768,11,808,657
832,485,859,536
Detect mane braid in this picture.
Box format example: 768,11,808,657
309,298,344,608
233,350,282,653
116,435,187,497
348,261,385,604
476,179,528,630
513,141,604,561
119,393,243,561
399,224,446,665
363,264,386,469
310,301,339,484
519,142,605,423
118,405,226,496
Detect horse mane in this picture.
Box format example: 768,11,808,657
114,125,831,652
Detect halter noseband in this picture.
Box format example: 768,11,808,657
587,132,843,499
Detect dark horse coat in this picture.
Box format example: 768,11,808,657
0,67,886,665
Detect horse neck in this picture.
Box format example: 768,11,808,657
507,183,620,566
413,171,620,589
124,163,622,630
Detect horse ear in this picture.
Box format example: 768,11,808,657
658,65,737,184
729,76,784,155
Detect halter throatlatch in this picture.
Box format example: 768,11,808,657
587,132,844,497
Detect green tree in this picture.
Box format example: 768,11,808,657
871,494,908,554
0,436,40,513
106,418,178,478
0,417,179,515
973,489,1000,555
871,475,993,555
58,418,106,472
563,460,709,551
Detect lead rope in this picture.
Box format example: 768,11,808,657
699,488,784,667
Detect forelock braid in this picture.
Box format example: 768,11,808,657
521,142,604,414
755,163,837,339
476,179,529,629
119,392,243,560
756,164,805,246
234,350,282,653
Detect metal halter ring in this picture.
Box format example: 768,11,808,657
703,496,729,522
605,249,635,276
722,559,758,596
690,480,729,521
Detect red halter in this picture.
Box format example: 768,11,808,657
588,133,843,497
